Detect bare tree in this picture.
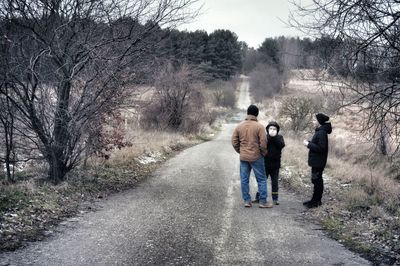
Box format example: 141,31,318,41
0,0,199,183
278,37,300,85
290,0,400,156
280,96,321,132
141,61,205,133
210,80,236,108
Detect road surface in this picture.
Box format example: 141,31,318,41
0,78,369,266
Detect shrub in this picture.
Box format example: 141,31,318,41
389,157,400,180
346,187,371,211
249,63,283,99
141,62,206,133
279,97,321,132
209,80,236,108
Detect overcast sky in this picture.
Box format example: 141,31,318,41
178,0,311,48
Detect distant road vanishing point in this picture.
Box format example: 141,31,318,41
237,75,251,110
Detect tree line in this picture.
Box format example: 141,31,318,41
242,35,343,99
158,29,242,80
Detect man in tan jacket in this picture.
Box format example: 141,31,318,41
232,105,272,208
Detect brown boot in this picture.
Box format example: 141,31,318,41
259,202,273,208
244,202,252,208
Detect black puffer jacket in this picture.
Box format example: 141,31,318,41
264,121,285,169
307,122,332,168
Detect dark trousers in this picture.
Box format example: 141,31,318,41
311,167,324,202
267,168,279,201
256,168,280,201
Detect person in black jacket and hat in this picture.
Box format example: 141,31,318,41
253,121,285,205
303,113,332,208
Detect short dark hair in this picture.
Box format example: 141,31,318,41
247,105,259,117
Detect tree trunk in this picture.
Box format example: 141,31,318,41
47,80,71,183
3,119,14,182
5,144,14,182
5,148,12,182
378,127,388,156
47,149,67,184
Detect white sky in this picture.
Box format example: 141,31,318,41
178,0,312,48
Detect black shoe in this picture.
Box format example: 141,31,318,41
303,200,312,206
305,201,322,208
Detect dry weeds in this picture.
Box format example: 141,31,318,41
261,70,400,264
0,79,226,251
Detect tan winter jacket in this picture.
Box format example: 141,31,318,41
231,115,268,162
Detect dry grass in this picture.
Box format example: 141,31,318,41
261,71,400,263
328,152,400,214
254,70,400,202
281,136,310,172
276,71,400,212
248,71,400,263
110,130,194,163
346,186,371,211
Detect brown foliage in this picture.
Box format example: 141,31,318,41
141,62,206,133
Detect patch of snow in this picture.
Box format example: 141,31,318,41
3,162,26,173
135,151,163,165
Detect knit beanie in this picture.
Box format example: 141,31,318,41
247,105,259,117
316,113,329,125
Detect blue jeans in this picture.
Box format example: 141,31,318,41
240,157,268,203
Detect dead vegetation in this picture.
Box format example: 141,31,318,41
260,70,400,265
0,71,233,251
0,130,204,251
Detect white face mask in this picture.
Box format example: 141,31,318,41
268,127,277,137
313,119,320,128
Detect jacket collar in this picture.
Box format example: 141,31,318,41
245,115,258,121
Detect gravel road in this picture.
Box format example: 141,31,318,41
0,79,370,266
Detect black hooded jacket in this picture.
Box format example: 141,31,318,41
264,121,285,169
307,122,332,168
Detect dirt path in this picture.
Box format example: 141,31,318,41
237,76,251,110
0,80,370,266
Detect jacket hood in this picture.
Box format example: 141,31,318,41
318,122,332,134
266,121,280,133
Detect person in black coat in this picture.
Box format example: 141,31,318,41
303,113,332,208
253,121,285,205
